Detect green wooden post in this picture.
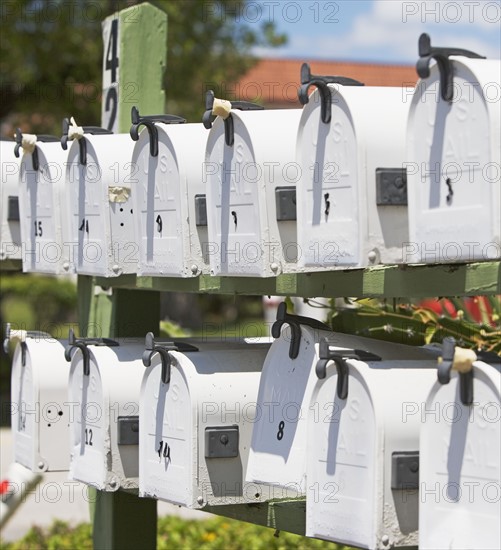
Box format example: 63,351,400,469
83,3,167,548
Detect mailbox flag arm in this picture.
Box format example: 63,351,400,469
437,336,475,406
13,129,56,172
129,106,186,157
416,33,485,102
297,63,364,124
271,302,331,360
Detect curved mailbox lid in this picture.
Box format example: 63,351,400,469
18,141,69,273
306,340,438,549
11,336,69,472
68,341,145,491
139,338,271,508
65,133,136,276
131,123,208,277
205,109,302,277
0,140,22,260
296,85,409,268
407,57,501,263
419,359,501,550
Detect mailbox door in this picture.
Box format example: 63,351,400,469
205,115,265,276
306,360,378,548
11,343,38,471
0,140,22,260
140,353,195,506
420,363,501,549
132,125,204,276
69,352,107,489
247,326,333,492
407,59,501,262
19,144,66,273
297,87,359,268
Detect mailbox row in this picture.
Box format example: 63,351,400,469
8,303,500,550
1,34,500,276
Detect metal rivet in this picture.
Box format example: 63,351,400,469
37,461,45,470
368,250,377,263
381,535,390,546
220,434,229,445
410,461,419,473
196,496,204,505
62,262,70,271
270,262,279,272
109,480,117,489
112,264,120,274
190,264,198,275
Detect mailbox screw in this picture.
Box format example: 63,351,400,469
410,461,419,473
368,250,377,264
190,264,198,275
270,262,279,273
381,535,390,546
220,434,229,445
197,496,204,505
112,264,120,275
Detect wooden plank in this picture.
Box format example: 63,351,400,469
94,261,500,298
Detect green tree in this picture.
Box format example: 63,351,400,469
0,0,286,135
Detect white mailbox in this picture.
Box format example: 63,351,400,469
0,139,22,261
139,334,280,508
15,130,71,274
62,119,137,277
66,331,143,491
420,339,501,550
130,107,209,277
407,34,501,263
305,338,439,549
204,92,302,277
8,328,70,472
296,63,410,269
246,303,334,493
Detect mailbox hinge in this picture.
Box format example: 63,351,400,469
271,302,331,360
202,90,264,147
437,337,474,406
142,332,199,385
194,194,208,226
315,337,382,399
391,451,419,490
7,196,20,221
375,168,407,206
416,33,484,102
275,187,297,221
129,106,186,157
64,328,119,376
297,63,364,124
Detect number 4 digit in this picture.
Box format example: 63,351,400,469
105,18,119,83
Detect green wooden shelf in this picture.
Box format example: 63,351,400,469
94,260,500,298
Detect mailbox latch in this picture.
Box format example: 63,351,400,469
7,197,20,221
375,168,407,206
118,416,139,445
391,451,419,490
275,187,297,221
195,195,208,226
205,426,239,458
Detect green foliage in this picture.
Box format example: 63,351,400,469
329,296,501,355
0,517,350,550
1,0,287,133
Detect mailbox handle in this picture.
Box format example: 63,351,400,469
60,118,112,165
437,336,475,406
316,337,382,399
416,33,485,102
271,302,331,360
129,106,186,157
64,328,119,376
202,90,263,146
14,129,57,172
297,63,364,124
142,332,198,384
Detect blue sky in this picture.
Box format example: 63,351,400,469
250,0,501,63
